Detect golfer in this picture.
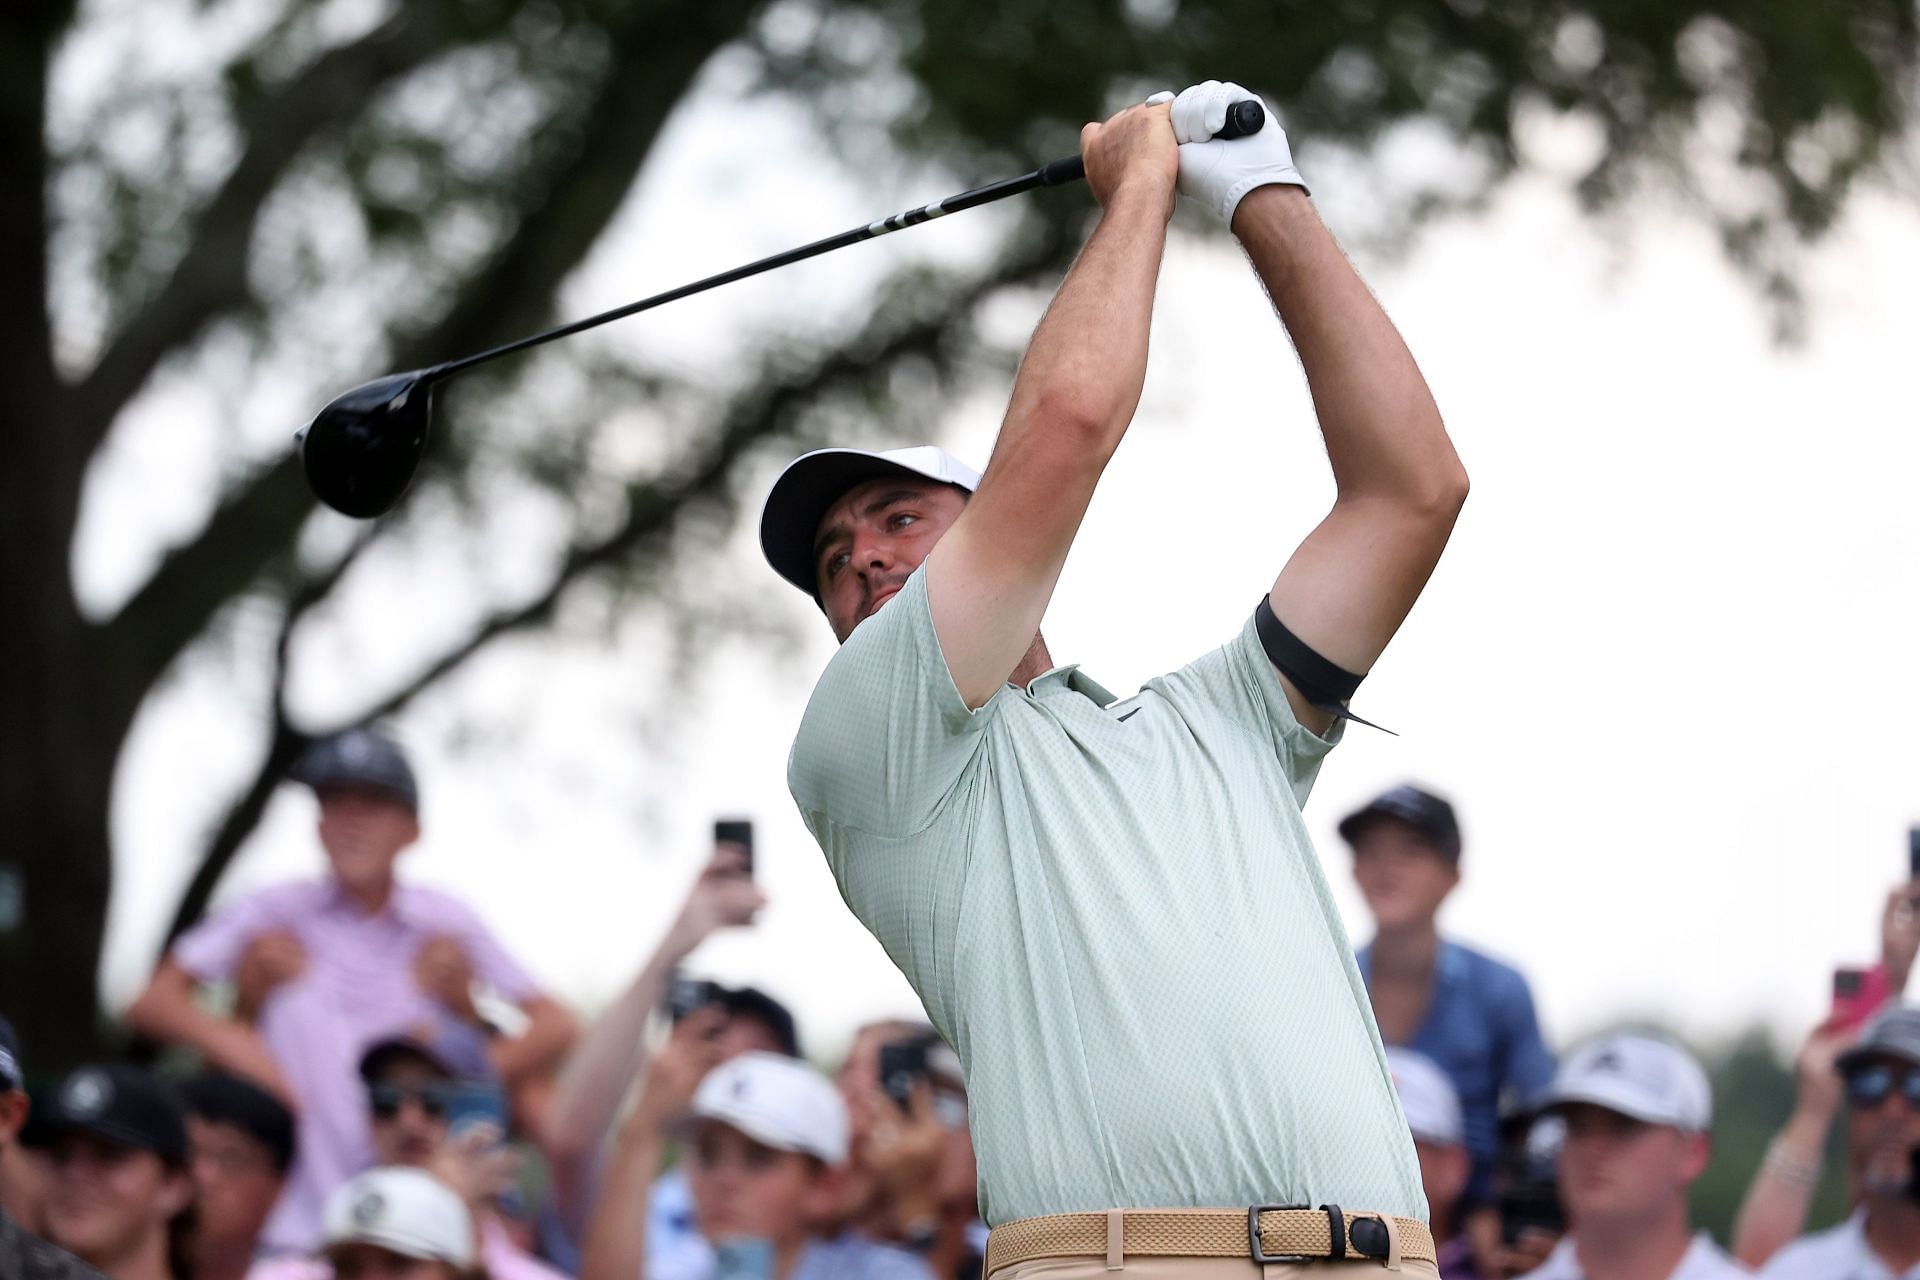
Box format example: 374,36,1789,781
761,81,1467,1278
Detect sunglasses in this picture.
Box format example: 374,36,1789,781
368,1082,454,1120
1844,1063,1920,1110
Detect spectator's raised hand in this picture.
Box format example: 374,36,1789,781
666,844,767,953
1883,883,1920,994
1794,1017,1860,1124
429,1119,520,1211
853,1080,946,1233
233,931,308,1023
413,935,481,1023
625,1006,727,1140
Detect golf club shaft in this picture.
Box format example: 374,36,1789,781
427,100,1264,382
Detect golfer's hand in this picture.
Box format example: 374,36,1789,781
1159,80,1304,225
1080,100,1177,216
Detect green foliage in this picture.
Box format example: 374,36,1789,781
1695,1028,1850,1243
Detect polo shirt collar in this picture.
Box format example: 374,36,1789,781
322,878,412,925
1020,664,1119,708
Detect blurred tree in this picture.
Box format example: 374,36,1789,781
1,0,1912,1069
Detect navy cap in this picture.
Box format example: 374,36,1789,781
291,727,419,813
0,1014,21,1091
1337,784,1463,861
359,1015,494,1085
722,986,802,1059
182,1073,297,1174
26,1064,189,1166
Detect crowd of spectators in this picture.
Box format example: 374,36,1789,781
0,728,1914,1280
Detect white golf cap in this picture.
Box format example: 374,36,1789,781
759,446,981,597
322,1167,475,1269
1386,1048,1464,1146
1541,1031,1712,1132
690,1050,849,1164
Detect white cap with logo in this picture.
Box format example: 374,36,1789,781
323,1167,475,1269
1542,1031,1712,1132
1385,1047,1464,1146
690,1050,849,1164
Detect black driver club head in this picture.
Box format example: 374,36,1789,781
298,371,435,518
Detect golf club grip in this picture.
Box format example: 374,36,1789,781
1036,98,1267,188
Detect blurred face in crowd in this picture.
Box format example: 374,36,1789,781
318,784,420,898
185,1115,283,1253
367,1056,453,1168
327,1243,460,1280
1350,819,1459,932
685,1120,832,1250
716,1016,787,1062
1413,1138,1470,1228
0,1086,26,1148
813,480,969,644
1555,1105,1706,1227
1843,1054,1920,1199
42,1133,192,1271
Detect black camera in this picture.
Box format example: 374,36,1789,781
666,971,725,1022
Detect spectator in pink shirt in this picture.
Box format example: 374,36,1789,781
125,728,577,1255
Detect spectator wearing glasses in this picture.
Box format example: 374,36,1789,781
1516,1032,1745,1280
1758,1006,1920,1279
359,1020,563,1280
180,1075,298,1280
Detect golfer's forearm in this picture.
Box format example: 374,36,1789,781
1234,187,1463,511
1004,183,1168,454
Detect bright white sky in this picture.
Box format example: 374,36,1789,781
83,43,1920,1072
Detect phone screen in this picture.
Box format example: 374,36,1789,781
878,1041,931,1113
715,819,754,875
1831,966,1887,1030
1908,826,1920,879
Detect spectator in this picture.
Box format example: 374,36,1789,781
1516,1032,1745,1280
1733,879,1920,1268
0,1017,105,1280
319,1168,474,1280
1387,1048,1476,1279
542,841,766,1275
1757,1005,1920,1279
31,1065,194,1280
125,727,577,1253
1341,783,1556,1267
180,1075,296,1280
581,1022,931,1280
358,1020,566,1280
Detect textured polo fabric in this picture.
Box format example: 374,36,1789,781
789,565,1426,1227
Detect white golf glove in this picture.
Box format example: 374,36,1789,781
1146,80,1305,225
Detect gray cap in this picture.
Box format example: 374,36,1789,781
290,728,418,813
1838,1005,1920,1075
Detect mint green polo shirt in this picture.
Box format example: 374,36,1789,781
789,565,1427,1228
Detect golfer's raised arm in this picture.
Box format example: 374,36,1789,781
926,103,1177,709
1166,83,1468,733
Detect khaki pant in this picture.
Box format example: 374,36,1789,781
989,1257,1444,1280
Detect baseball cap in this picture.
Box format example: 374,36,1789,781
0,1014,21,1091
323,1167,475,1269
1338,784,1463,861
182,1073,297,1174
25,1064,189,1165
721,986,802,1059
1540,1032,1712,1132
1837,1004,1920,1075
1386,1048,1464,1146
759,446,981,597
690,1051,848,1164
359,1015,494,1085
291,727,419,813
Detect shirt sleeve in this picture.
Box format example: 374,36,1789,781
1151,612,1343,804
169,889,296,984
787,564,995,839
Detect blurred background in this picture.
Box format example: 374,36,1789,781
4,0,1918,1240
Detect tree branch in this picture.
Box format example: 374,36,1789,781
72,6,453,439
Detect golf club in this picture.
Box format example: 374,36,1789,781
299,100,1265,518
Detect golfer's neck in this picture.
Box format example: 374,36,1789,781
1009,633,1054,689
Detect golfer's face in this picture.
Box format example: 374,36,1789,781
813,479,967,642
